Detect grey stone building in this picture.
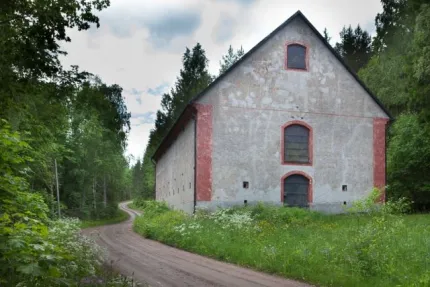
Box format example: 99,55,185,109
152,11,392,214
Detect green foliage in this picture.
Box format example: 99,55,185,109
1,0,134,284
219,45,245,75
132,200,169,218
138,43,213,199
80,209,130,228
358,1,430,210
0,0,110,78
387,114,430,210
323,28,331,43
134,200,430,287
348,188,383,214
334,25,372,73
0,123,132,286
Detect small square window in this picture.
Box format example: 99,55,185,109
243,181,249,189
342,185,347,191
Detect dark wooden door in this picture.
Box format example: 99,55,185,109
284,174,309,207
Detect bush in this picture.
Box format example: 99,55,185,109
248,202,323,225
133,200,169,218
387,114,430,211
0,121,133,286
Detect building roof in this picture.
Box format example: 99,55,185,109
152,10,393,161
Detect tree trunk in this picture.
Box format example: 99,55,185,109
55,158,61,218
92,176,97,215
103,174,107,208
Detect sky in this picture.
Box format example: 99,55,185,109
60,0,382,161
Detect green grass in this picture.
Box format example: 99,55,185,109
133,201,430,287
127,202,142,211
80,209,130,228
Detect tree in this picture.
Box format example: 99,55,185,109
323,28,332,44
359,1,430,211
0,0,109,79
219,45,245,74
387,114,430,210
335,25,372,73
137,43,213,199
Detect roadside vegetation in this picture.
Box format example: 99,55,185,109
133,192,430,287
0,1,135,285
81,209,130,229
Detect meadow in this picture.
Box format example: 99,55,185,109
133,194,430,287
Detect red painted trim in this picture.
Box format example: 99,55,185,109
280,120,313,166
284,41,310,72
193,103,213,201
373,118,389,202
281,171,313,203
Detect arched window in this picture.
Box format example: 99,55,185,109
282,122,312,164
285,43,308,71
283,173,310,207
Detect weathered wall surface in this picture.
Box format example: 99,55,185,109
196,16,389,212
156,119,195,213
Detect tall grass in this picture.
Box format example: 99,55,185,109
133,197,430,287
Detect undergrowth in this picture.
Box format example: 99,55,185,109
133,191,430,287
81,209,130,228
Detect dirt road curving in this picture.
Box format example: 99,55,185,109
83,202,312,287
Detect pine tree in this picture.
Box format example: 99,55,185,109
219,45,245,74
139,43,213,198
323,28,332,44
335,25,372,73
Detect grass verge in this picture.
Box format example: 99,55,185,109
81,208,130,229
127,202,142,211
132,200,430,287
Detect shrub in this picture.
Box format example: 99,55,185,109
134,200,169,218
249,202,323,225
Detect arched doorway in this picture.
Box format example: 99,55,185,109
282,173,311,207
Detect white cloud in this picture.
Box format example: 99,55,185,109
59,0,382,159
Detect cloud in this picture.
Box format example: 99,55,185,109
132,112,156,125
215,0,258,5
147,83,169,96
60,0,382,159
99,6,202,49
213,13,237,44
130,88,144,95
145,10,202,48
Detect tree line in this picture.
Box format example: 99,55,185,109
133,0,430,211
1,0,131,221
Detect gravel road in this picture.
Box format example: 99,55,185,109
83,202,312,287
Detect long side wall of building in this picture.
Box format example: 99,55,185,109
155,119,195,213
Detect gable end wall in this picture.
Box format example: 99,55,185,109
195,17,389,213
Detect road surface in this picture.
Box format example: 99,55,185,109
83,202,312,287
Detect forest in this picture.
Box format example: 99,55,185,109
1,0,430,285
132,0,430,212
0,0,133,285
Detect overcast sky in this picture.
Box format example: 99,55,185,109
60,0,382,161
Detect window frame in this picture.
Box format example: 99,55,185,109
281,171,313,204
284,42,310,72
281,120,313,166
